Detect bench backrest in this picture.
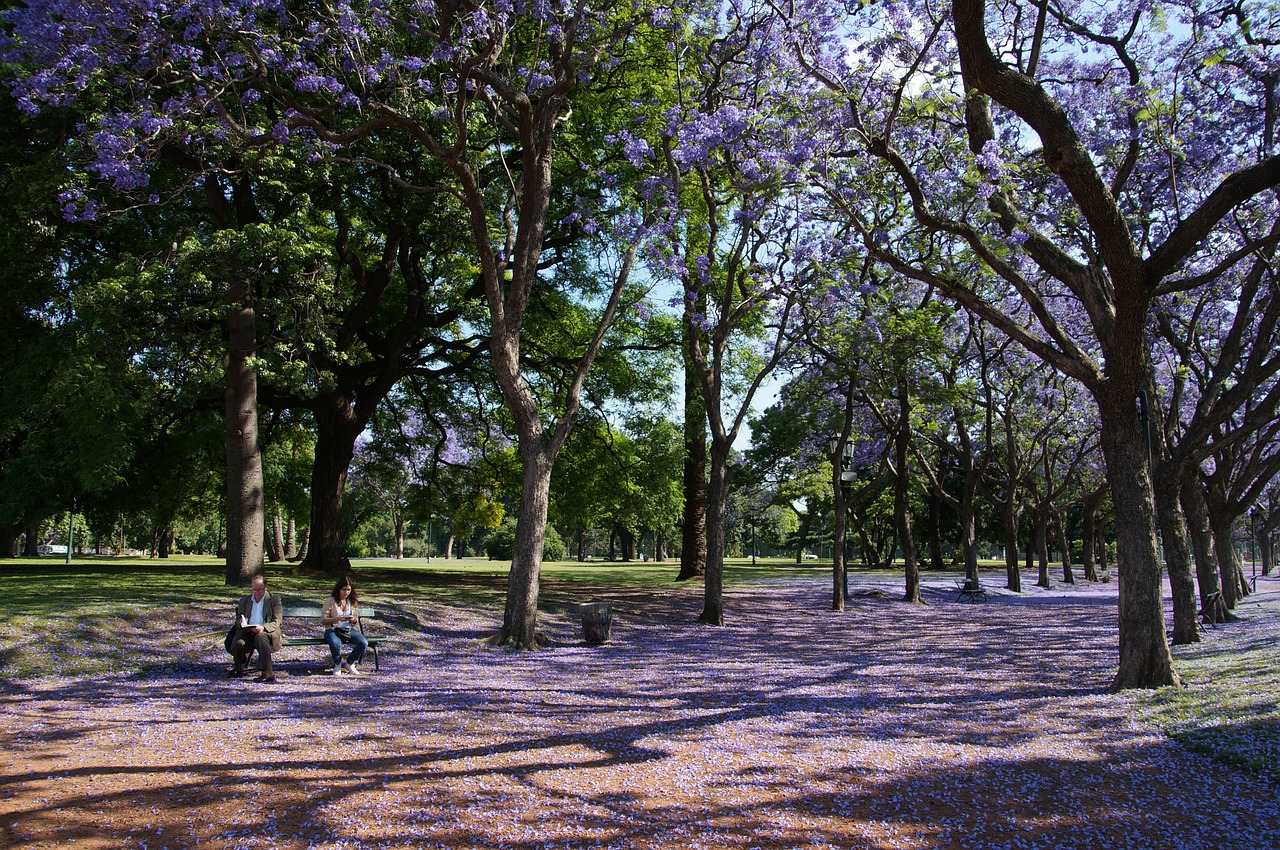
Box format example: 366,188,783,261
283,604,378,620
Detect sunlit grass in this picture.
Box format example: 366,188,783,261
1129,612,1280,783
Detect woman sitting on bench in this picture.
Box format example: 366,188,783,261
322,576,369,675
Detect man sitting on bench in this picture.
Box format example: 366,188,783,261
225,576,283,683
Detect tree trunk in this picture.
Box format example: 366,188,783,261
655,531,667,562
1181,468,1228,624
1205,491,1245,611
293,526,310,564
495,440,556,648
1097,387,1179,690
299,392,362,577
957,477,980,588
444,533,455,560
23,513,40,557
394,514,405,559
1153,458,1199,644
927,486,946,571
700,439,733,625
223,276,265,587
1055,511,1074,584
1081,488,1105,581
267,509,285,563
285,516,297,560
794,511,812,564
0,524,17,557
618,524,637,561
1097,525,1110,581
678,349,708,581
894,386,921,604
1035,507,1051,589
1002,501,1022,591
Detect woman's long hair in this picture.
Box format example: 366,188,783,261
331,575,359,605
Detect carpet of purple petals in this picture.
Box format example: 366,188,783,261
3,573,1280,850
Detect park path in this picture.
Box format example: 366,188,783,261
2,573,1278,850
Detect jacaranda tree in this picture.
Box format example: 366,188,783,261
784,0,1280,688
3,0,678,644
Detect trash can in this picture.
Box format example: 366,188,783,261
579,601,613,645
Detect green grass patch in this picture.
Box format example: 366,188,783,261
1130,624,1280,783
0,554,834,677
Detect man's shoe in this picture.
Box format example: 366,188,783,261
254,674,277,684
231,664,245,677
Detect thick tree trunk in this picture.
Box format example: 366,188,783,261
293,526,311,564
1205,491,1246,610
1002,502,1022,591
223,278,265,587
700,439,733,625
1181,469,1229,624
1097,388,1179,690
299,393,362,577
267,509,285,563
655,531,667,562
0,524,17,557
23,514,40,557
618,525,637,561
285,516,297,560
495,442,556,648
394,515,405,559
1154,458,1199,644
678,349,707,581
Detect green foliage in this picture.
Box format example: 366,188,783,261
550,416,683,548
483,519,567,562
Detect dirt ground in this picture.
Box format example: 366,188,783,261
3,575,1279,849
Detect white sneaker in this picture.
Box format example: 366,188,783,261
344,662,360,676
332,662,344,675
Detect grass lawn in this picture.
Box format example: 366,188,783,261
1129,585,1280,784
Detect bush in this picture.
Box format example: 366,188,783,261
484,520,566,561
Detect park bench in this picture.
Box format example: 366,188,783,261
279,603,389,671
1198,591,1223,632
955,578,987,603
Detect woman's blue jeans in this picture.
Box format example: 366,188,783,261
323,628,368,664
